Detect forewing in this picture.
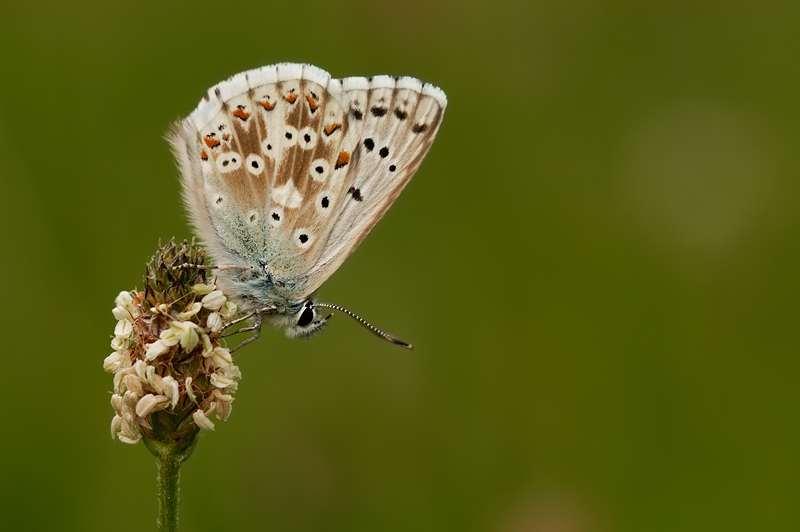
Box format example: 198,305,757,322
169,64,445,299
168,64,347,275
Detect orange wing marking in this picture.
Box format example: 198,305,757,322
334,151,350,169
204,136,220,148
323,123,342,136
306,94,319,112
232,106,250,121
259,100,275,111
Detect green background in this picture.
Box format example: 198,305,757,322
2,0,798,530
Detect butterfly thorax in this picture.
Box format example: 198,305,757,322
217,263,328,338
219,264,307,316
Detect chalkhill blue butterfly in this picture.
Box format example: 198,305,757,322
168,63,446,349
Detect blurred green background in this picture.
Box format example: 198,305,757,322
2,0,798,530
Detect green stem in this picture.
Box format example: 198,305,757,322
153,443,185,532
143,413,200,532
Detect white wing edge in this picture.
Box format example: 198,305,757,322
186,62,447,130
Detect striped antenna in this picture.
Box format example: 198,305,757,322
314,302,412,349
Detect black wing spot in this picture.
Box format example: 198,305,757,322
412,124,428,133
304,133,311,142
250,214,256,222
321,196,329,208
379,147,389,158
222,159,229,167
364,138,375,151
216,197,223,204
315,165,324,174
371,107,388,117
272,212,280,221
352,109,363,120
348,187,363,202
251,160,259,168
285,131,293,139
389,164,396,172
299,234,309,243
394,109,408,120
266,144,272,150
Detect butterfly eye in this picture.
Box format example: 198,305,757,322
297,306,314,327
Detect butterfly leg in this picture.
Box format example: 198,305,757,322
228,315,261,352
222,305,277,352
221,305,277,333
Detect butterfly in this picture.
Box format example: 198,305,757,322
168,63,446,349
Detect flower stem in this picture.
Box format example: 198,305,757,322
158,451,181,532
149,439,194,532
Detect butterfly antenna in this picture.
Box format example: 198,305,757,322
314,302,413,349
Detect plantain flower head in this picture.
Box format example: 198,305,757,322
104,241,242,454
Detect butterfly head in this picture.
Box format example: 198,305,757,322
284,299,331,339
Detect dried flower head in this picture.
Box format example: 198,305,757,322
104,241,242,455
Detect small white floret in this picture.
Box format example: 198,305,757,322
185,377,196,402
110,394,125,416
177,302,202,320
110,415,122,439
135,394,170,417
112,306,132,322
110,335,130,352
201,290,226,311
103,351,130,373
205,346,233,367
134,360,147,380
193,409,215,431
220,301,238,321
144,340,170,361
146,366,165,394
123,373,144,396
191,283,217,295
123,390,139,409
114,319,133,338
207,312,223,333
117,434,141,445
115,291,133,308
210,372,235,389
167,321,200,352
162,376,180,408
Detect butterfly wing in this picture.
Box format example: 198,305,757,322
169,64,334,274
169,63,446,303
299,75,446,294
